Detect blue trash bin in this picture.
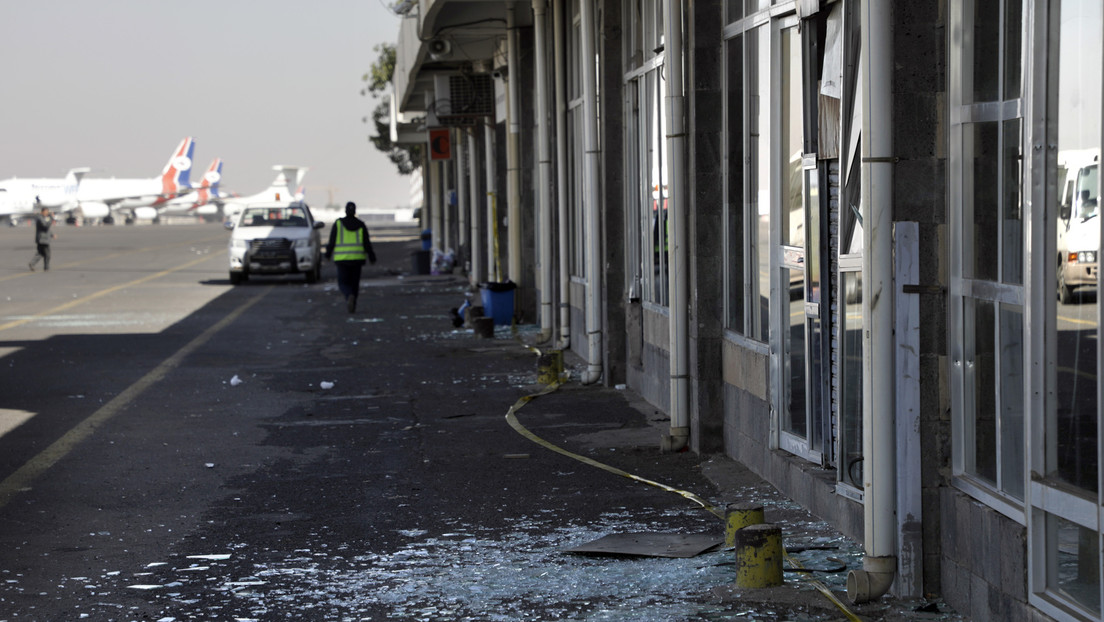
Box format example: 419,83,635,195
479,281,516,326
421,229,432,251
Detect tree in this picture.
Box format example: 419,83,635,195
362,43,422,175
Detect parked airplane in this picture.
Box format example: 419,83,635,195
0,167,90,225
217,165,308,222
0,138,196,225
156,158,223,221
76,137,196,223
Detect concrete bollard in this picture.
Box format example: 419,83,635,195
473,316,495,338
466,305,484,327
734,523,784,588
537,349,564,384
725,502,765,548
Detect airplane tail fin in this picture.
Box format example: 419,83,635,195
196,158,222,205
269,165,308,202
64,167,91,193
160,137,195,196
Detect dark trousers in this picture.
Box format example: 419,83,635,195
30,244,51,270
334,261,363,300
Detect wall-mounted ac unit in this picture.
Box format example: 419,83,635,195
433,74,494,126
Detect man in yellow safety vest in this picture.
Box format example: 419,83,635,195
325,201,377,313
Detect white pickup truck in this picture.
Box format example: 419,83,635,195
226,201,325,285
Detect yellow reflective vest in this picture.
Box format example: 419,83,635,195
332,220,367,262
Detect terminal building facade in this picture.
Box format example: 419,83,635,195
391,0,1104,618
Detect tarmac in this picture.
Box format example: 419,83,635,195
354,228,966,621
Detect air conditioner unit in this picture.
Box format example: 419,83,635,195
433,74,494,126
428,38,452,60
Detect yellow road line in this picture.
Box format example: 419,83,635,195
0,287,271,510
0,254,219,333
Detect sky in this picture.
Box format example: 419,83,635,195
0,0,413,210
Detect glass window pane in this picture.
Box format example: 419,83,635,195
999,304,1024,500
806,168,821,302
753,27,769,340
1047,513,1101,614
726,35,745,331
725,0,743,24
1002,119,1023,284
780,27,804,248
1052,0,1100,494
971,121,1000,281
1003,0,1022,100
784,267,807,439
972,2,999,102
839,271,863,487
971,298,997,485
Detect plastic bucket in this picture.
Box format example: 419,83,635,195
479,281,516,325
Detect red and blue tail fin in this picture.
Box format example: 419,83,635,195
196,158,222,206
160,137,195,198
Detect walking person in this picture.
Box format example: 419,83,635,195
28,207,57,271
325,202,376,313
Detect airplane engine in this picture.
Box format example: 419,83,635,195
133,207,159,221
195,205,218,216
78,202,111,219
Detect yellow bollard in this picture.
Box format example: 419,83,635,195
734,523,784,588
725,502,765,548
537,349,564,384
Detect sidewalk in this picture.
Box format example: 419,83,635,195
332,232,964,620
404,282,962,621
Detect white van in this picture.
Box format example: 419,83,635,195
226,201,324,285
1057,150,1100,304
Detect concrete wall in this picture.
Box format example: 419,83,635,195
894,0,951,597
599,0,627,387
939,489,1046,621
638,305,671,412
687,0,725,453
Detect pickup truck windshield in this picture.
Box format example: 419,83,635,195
241,207,309,227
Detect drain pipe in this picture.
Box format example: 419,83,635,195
441,160,452,255
847,0,897,603
579,0,603,384
428,157,442,254
468,129,483,287
456,128,469,276
660,0,689,450
506,4,523,283
485,120,500,282
553,0,571,348
533,0,555,343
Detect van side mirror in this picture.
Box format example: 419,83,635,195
1060,200,1072,222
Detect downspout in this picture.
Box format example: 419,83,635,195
661,0,688,450
442,160,452,255
485,121,500,282
506,5,523,283
553,0,572,348
847,0,897,603
429,159,442,253
456,128,469,276
579,0,602,383
468,129,483,287
534,0,555,343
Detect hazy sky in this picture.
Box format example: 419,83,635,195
0,1,413,210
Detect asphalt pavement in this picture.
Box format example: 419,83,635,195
0,222,962,621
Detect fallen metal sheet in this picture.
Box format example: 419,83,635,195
565,533,723,558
